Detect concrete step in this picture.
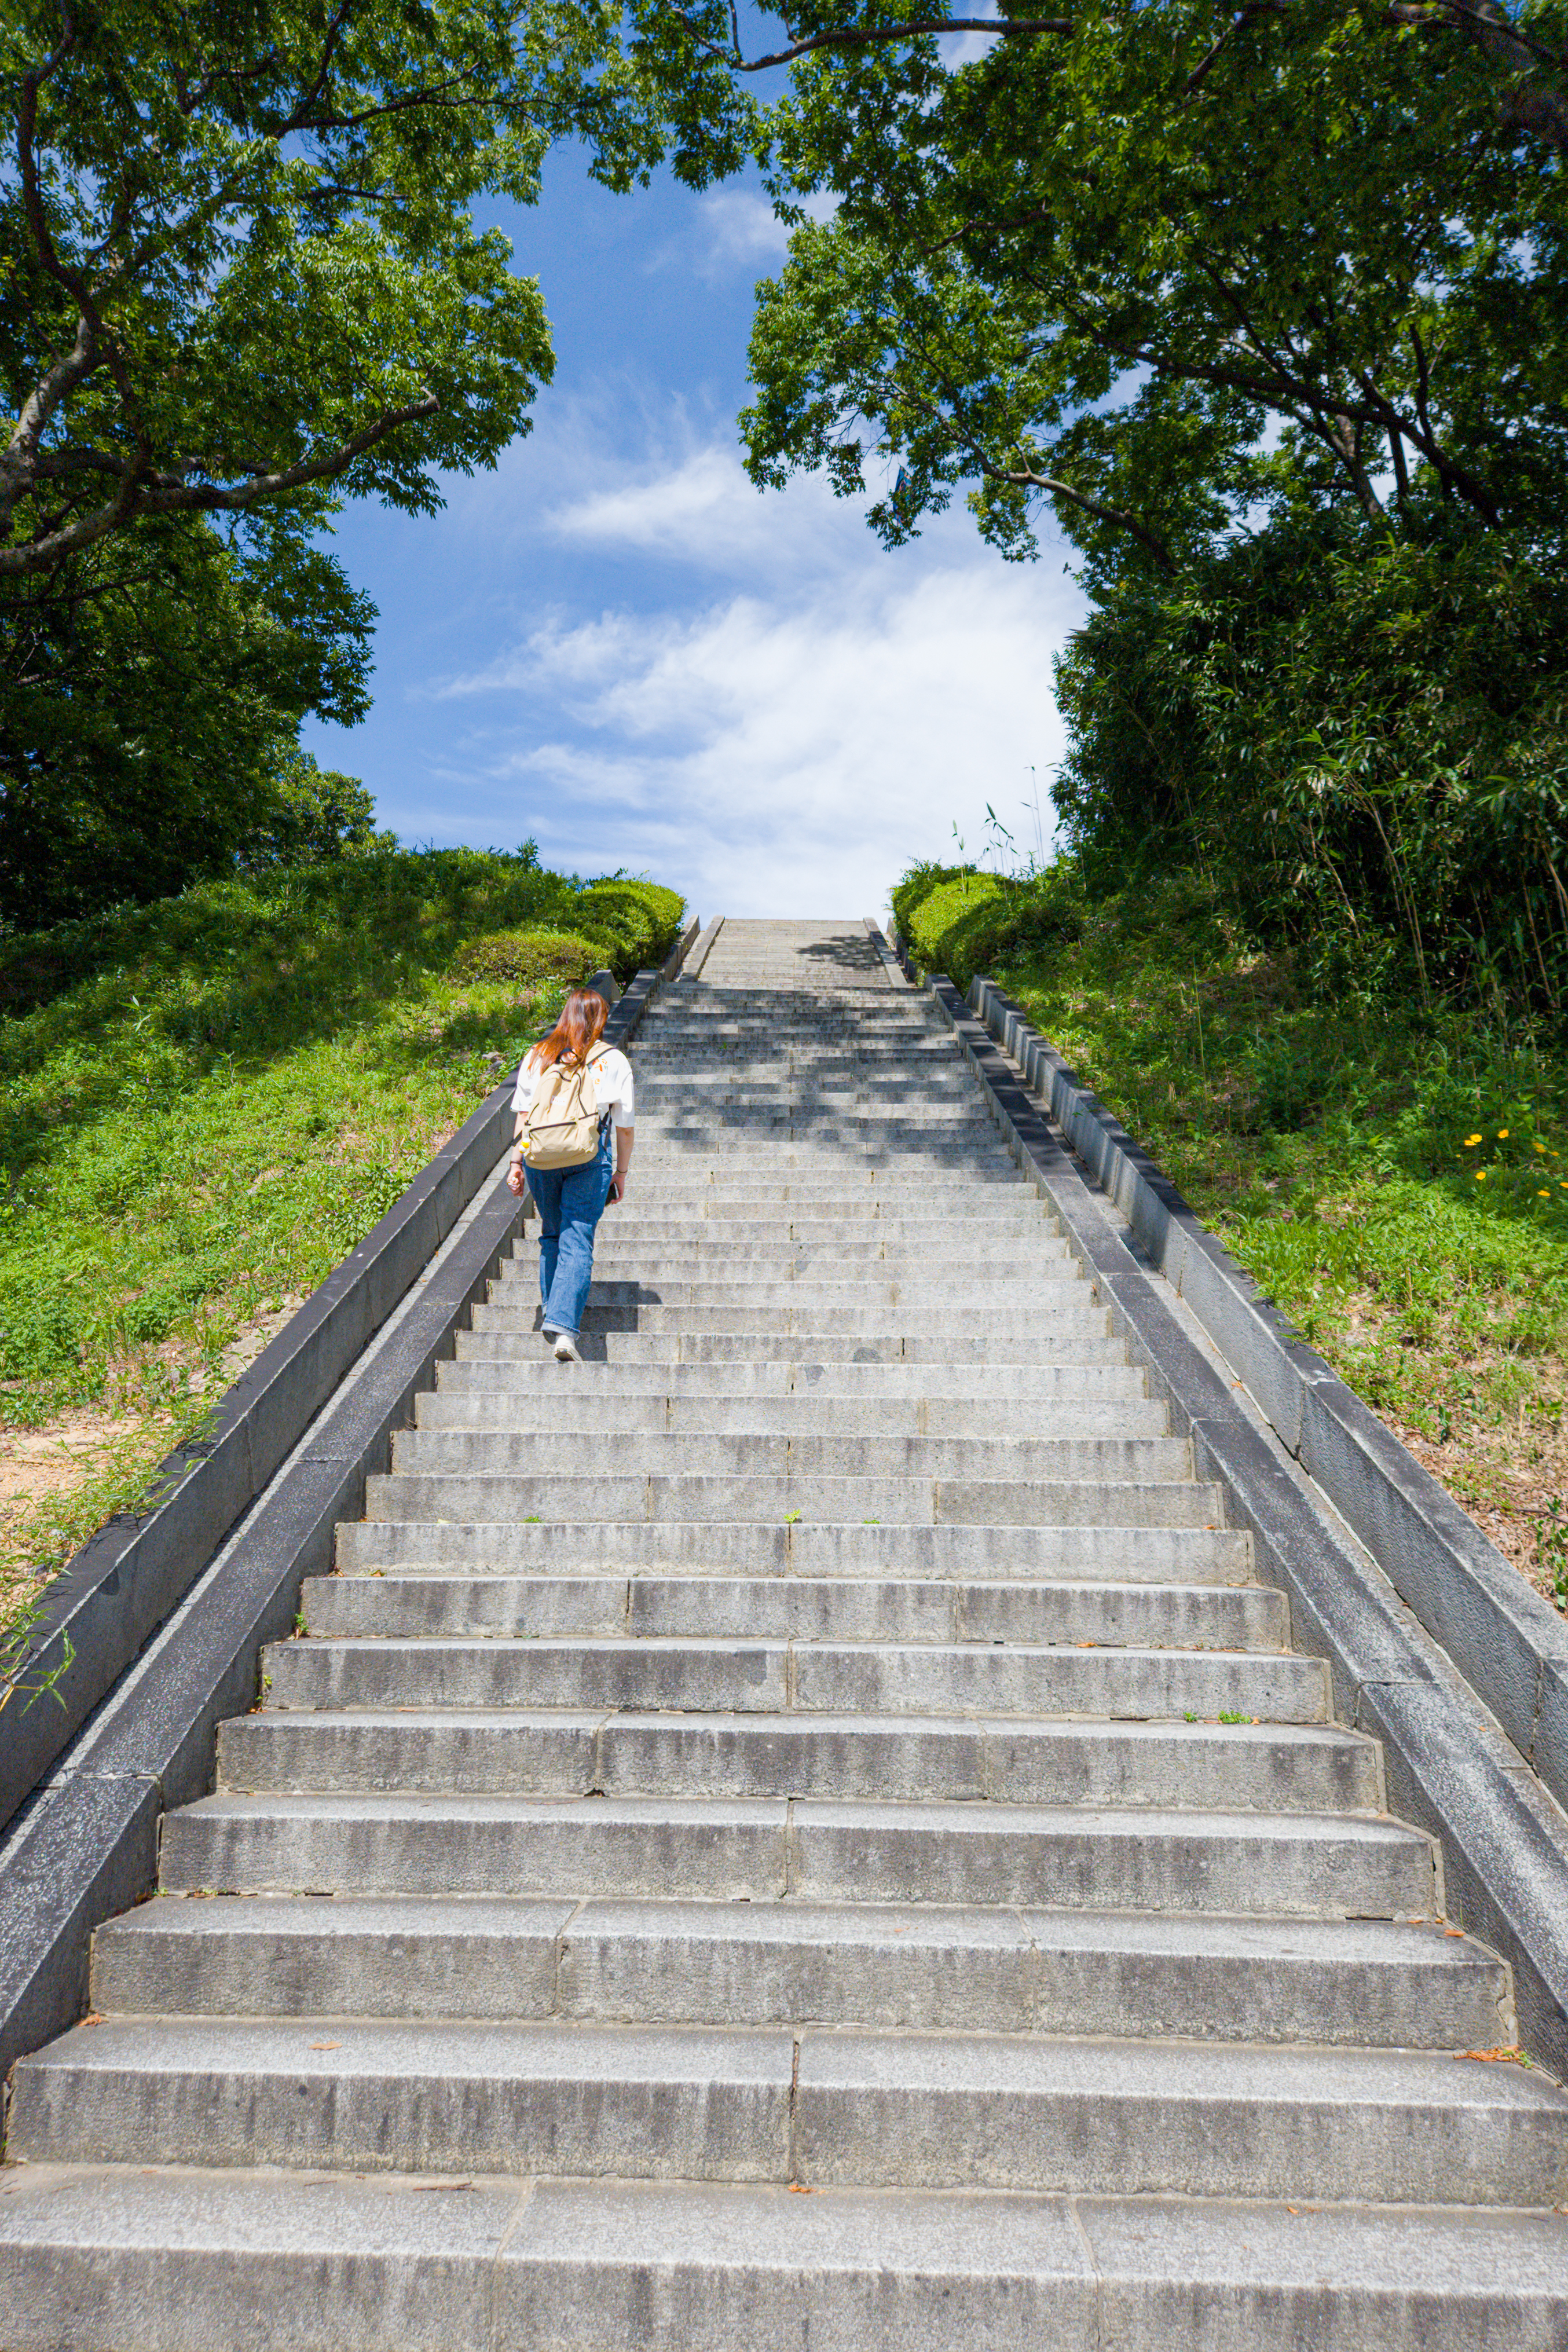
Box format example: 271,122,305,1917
90,1895,1510,2045
415,1391,1170,1437
631,1113,991,1133
581,1185,1033,1206
632,1107,988,1128
13,2018,1560,2205
627,1103,997,1122
634,1071,970,1088
12,2167,1566,2352
386,1432,1193,1484
459,1326,1132,1365
631,1081,980,1102
625,1128,1010,1149
534,1215,1063,1242
156,1791,1435,1913
490,1272,1089,1305
628,1132,1005,1154
592,1173,1033,1196
260,1636,1325,1721
219,1708,1369,1808
362,1472,1229,1527
335,1519,1256,1582
438,1355,1149,1401
501,1243,1079,1275
621,1157,1024,1181
302,1571,1274,1645
471,1308,1110,1341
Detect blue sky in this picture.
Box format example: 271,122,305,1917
303,151,1087,921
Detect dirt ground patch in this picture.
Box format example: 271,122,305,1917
1383,1409,1568,1609
0,1406,144,1514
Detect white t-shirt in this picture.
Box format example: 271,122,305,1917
512,1043,635,1130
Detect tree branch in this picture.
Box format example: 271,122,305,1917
17,16,151,449
0,313,97,530
667,8,1072,72
899,368,1178,568
998,460,1179,567
1385,0,1568,151
0,394,441,577
281,0,356,132
1182,1,1287,97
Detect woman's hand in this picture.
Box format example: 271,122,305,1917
506,1155,527,1198
608,1170,627,1204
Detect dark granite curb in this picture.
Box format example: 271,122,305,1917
0,962,673,2081
680,916,725,981
866,921,1568,2073
661,916,701,981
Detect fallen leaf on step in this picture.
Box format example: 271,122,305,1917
1444,1928,1466,1938
309,2041,342,2051
79,2013,104,2027
1457,2047,1528,2063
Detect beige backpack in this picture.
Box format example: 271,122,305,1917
519,1045,612,1170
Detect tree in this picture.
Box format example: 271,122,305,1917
0,0,726,925
683,0,1568,1007
0,507,374,928
237,753,379,867
0,0,673,577
733,0,1567,571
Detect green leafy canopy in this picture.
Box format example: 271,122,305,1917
0,0,698,574
730,0,1568,571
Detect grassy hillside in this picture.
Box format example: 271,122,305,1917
0,848,683,1691
894,860,1568,1610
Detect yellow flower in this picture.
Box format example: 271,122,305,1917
1541,1190,1551,1198
1534,1141,1547,1153
1497,1129,1509,1139
1475,1170,1487,1181
1463,1133,1482,1146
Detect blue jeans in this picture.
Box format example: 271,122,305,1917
525,1129,614,1338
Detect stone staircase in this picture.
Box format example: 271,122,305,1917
3,916,1567,2346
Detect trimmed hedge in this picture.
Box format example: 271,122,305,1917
574,879,686,981
449,927,609,988
891,862,1085,994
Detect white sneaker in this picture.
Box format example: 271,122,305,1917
553,1332,582,1363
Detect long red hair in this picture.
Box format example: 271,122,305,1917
530,987,609,1069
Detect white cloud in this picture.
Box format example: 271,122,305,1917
428,471,1080,916
688,188,791,272
649,185,838,284
940,0,1008,68
544,443,848,575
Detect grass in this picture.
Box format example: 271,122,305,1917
0,847,683,1690
895,860,1568,1607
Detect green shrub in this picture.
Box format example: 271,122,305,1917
449,927,609,988
573,879,686,981
891,862,1084,993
